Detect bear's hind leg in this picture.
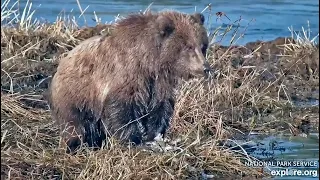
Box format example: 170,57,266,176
82,118,107,150
59,120,84,154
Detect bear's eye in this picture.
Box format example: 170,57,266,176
186,45,193,51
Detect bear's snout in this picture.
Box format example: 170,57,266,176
203,61,213,78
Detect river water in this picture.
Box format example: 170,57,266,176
230,132,319,180
7,0,320,45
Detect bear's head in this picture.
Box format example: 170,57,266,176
155,12,212,80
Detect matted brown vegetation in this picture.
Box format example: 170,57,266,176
1,0,318,179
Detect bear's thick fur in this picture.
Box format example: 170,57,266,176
49,11,211,153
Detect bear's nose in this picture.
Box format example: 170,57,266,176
203,61,213,78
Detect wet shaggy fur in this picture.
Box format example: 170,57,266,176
49,11,211,153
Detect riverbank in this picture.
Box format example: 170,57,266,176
1,3,319,180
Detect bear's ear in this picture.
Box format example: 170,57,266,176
156,15,175,38
191,13,205,25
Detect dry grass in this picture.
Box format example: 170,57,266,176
1,91,261,179
1,0,319,179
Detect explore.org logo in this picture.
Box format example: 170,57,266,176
270,169,318,178
245,160,319,178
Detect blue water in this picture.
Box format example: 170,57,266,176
225,132,319,179
4,0,319,45
249,134,319,180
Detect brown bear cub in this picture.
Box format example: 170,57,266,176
49,10,212,153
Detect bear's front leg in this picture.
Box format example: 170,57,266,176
144,98,175,142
